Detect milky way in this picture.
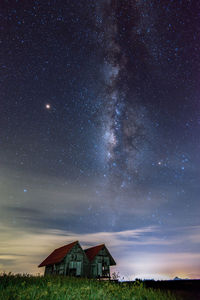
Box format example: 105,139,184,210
97,1,151,189
1,0,200,279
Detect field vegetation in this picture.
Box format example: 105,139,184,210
0,273,178,300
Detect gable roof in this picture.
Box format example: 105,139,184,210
38,241,78,267
84,244,104,262
84,244,116,265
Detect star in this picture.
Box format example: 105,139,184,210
45,104,51,110
1,0,200,280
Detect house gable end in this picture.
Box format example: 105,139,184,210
85,244,116,266
101,245,116,266
65,241,89,264
38,241,78,267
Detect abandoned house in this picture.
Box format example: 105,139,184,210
84,243,116,278
38,241,116,278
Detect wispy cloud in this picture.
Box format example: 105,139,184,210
0,167,199,279
0,223,200,279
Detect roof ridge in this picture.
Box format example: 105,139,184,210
55,240,78,250
38,241,79,267
84,244,105,262
84,244,105,251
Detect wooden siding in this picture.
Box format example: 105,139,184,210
89,247,111,278
45,242,89,277
43,243,114,279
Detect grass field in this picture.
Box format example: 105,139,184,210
0,274,178,300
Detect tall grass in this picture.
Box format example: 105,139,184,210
0,273,178,300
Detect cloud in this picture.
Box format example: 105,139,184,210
121,252,200,280
0,166,199,279
0,223,200,279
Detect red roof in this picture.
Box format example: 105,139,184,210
38,241,78,267
84,244,104,262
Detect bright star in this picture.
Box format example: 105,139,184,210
45,104,51,109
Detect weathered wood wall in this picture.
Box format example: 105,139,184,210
44,244,112,278
45,243,89,277
89,247,110,278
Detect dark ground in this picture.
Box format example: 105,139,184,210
133,280,200,300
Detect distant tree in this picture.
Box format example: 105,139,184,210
111,271,120,281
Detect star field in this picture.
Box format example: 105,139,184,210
0,0,200,279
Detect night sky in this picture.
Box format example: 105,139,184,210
1,0,200,279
